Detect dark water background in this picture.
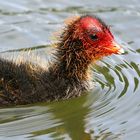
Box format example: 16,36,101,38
0,0,140,140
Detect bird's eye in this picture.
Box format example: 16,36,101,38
89,34,98,41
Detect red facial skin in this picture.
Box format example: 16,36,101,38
73,16,123,60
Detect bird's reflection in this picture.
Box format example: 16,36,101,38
0,90,120,139
49,94,92,140
31,91,120,140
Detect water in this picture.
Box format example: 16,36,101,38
0,0,140,139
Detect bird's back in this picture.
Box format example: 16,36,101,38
0,58,46,105
0,58,86,106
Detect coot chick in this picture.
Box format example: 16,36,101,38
0,15,124,105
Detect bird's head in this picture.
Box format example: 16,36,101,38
64,15,124,60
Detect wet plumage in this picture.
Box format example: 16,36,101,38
0,15,123,105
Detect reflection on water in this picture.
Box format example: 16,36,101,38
0,0,140,140
0,92,120,140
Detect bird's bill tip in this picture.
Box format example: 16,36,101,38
112,41,124,54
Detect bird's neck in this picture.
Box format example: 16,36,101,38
52,39,92,84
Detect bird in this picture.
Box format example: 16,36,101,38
0,15,124,105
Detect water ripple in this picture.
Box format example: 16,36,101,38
0,0,140,139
